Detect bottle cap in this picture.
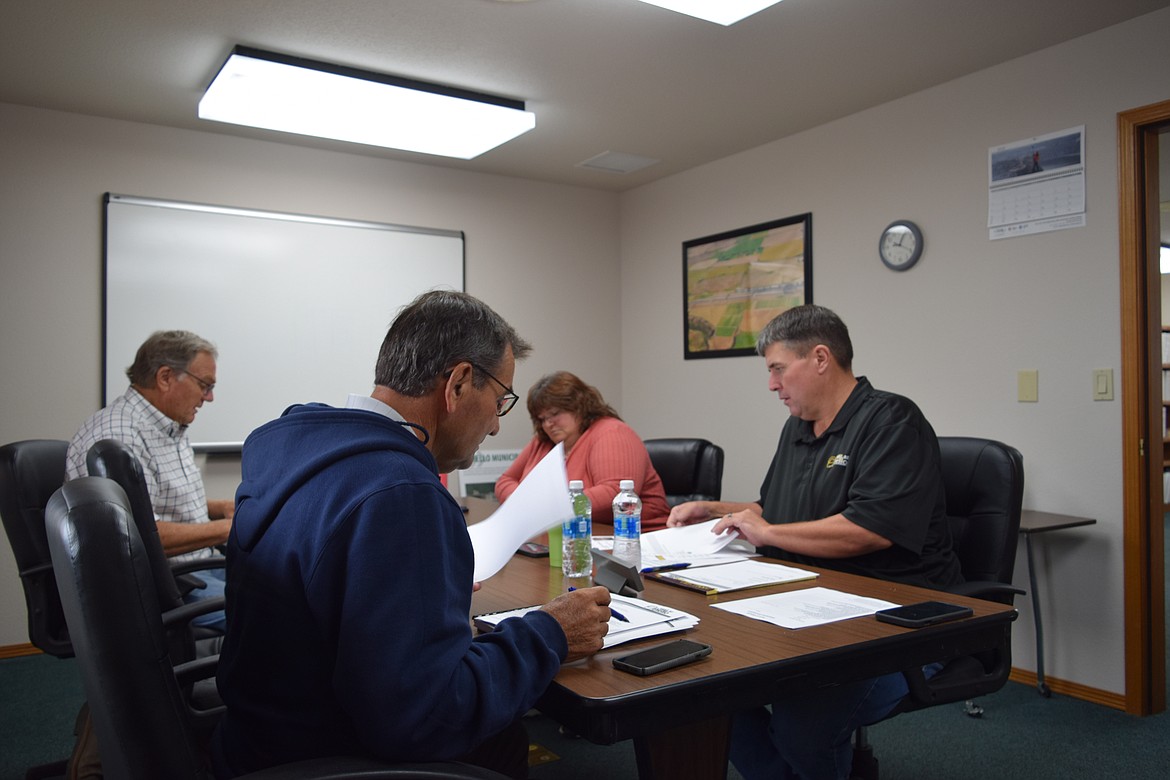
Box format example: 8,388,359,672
619,479,635,490
569,480,584,490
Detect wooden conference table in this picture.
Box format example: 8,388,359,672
466,502,1018,780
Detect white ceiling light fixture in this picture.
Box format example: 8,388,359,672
632,0,784,26
198,46,536,159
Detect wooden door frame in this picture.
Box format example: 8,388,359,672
1119,98,1170,715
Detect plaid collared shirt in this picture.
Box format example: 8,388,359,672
66,387,212,563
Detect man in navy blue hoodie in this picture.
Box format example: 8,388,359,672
212,290,613,778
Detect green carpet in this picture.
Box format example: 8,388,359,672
4,654,1167,780
524,681,1169,779
0,653,82,780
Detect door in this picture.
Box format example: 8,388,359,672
1118,99,1170,715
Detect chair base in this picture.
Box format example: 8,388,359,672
850,740,878,780
24,758,68,780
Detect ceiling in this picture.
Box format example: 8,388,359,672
3,0,1169,192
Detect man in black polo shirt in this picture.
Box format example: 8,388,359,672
668,304,961,780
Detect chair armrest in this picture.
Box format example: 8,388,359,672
173,653,218,688
161,597,225,630
946,580,1026,602
170,555,227,575
899,655,994,708
170,555,226,596
18,561,55,578
173,654,226,725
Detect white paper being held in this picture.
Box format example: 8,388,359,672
466,442,573,581
640,517,740,560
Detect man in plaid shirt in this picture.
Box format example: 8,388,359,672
66,330,234,622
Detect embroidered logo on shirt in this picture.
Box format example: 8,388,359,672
825,454,849,469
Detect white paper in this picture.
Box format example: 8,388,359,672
592,535,614,551
466,442,573,581
598,526,752,571
712,586,899,629
473,592,699,649
640,518,739,559
643,550,756,572
601,593,700,647
654,559,818,593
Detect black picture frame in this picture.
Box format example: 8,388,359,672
683,213,812,360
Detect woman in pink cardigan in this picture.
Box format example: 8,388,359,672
494,371,670,530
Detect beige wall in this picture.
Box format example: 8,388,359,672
618,7,1170,696
0,103,622,645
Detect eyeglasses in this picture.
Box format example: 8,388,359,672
182,370,216,398
469,363,519,417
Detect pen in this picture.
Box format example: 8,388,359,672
568,587,630,623
642,562,691,573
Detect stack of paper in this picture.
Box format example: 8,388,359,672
647,559,818,595
473,593,699,649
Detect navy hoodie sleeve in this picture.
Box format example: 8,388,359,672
308,481,565,761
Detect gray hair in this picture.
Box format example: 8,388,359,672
756,304,853,371
374,290,532,396
126,330,218,387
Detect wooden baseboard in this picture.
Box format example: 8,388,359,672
0,642,43,659
1010,667,1127,711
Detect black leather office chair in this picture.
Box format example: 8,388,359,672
85,438,226,639
0,439,73,659
851,436,1025,780
86,437,225,724
642,437,725,507
0,439,72,780
45,477,508,780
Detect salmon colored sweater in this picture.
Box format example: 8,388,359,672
494,416,670,530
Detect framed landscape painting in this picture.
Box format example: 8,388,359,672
683,213,812,359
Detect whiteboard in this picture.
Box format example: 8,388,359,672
104,194,464,450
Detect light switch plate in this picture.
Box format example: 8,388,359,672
1092,368,1114,401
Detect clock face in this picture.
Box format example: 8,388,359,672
879,221,923,271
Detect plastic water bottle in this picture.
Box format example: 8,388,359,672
563,480,593,578
612,479,642,569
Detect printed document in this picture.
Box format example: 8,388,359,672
474,593,699,649
712,587,899,629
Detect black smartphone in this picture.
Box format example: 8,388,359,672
875,600,973,628
517,542,549,558
612,639,712,676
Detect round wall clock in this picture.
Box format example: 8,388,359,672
879,220,923,272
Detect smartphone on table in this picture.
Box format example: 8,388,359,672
612,639,713,675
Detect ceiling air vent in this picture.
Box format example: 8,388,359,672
576,151,660,175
